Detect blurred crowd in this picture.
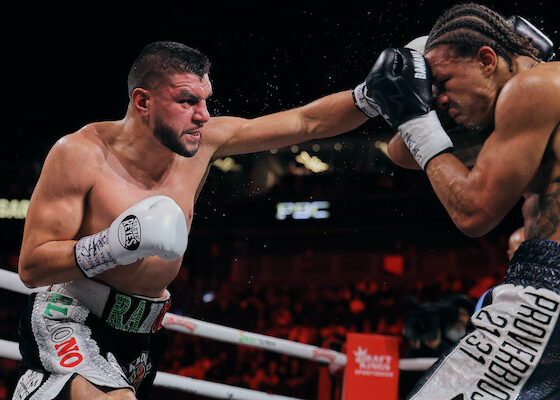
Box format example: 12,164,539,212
157,265,501,399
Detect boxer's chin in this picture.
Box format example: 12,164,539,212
154,121,198,158
173,142,199,158
178,131,201,158
178,143,199,158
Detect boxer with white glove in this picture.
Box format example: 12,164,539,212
74,195,188,278
365,47,452,170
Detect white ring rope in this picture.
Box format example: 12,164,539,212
163,313,348,368
0,268,37,295
162,314,435,371
0,268,436,397
0,338,22,361
152,372,304,400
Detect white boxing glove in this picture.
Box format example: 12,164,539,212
74,195,188,278
405,35,428,54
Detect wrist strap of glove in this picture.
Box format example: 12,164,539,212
399,110,453,170
352,82,380,118
74,229,118,278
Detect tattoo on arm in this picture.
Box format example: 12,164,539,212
527,183,560,239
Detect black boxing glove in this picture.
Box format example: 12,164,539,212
366,47,432,130
367,48,452,169
508,15,555,61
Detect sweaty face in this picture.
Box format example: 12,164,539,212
151,73,212,157
425,46,495,130
153,116,197,157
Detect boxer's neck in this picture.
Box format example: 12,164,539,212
111,116,177,183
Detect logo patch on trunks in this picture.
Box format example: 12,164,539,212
128,351,152,387
118,215,141,250
42,293,84,368
103,291,170,333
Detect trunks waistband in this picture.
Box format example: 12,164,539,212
505,239,560,296
48,278,171,334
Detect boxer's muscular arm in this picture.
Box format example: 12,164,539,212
387,132,422,170
424,71,559,237
18,135,98,287
209,91,367,158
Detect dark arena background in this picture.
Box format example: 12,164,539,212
1,2,558,399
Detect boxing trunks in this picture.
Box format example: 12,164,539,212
12,278,170,400
407,239,560,400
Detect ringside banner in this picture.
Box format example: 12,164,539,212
343,333,399,400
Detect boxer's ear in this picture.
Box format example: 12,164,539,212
477,46,498,75
131,88,150,115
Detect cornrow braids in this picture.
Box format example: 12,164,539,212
425,3,540,70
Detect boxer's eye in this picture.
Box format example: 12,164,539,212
435,79,449,95
179,98,198,106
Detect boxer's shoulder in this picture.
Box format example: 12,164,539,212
506,62,560,95
538,60,560,72
201,116,245,142
497,64,559,121
48,123,109,172
198,116,250,160
535,62,560,102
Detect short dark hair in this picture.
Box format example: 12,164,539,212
127,41,211,100
425,3,540,69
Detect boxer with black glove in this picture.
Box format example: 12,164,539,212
508,15,556,61
364,47,453,170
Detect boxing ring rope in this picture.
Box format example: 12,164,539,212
0,268,436,398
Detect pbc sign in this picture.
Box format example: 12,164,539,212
276,201,330,221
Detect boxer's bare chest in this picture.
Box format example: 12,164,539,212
79,148,212,296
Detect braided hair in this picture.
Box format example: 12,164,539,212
425,3,540,70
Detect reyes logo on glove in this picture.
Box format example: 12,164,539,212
118,215,141,250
